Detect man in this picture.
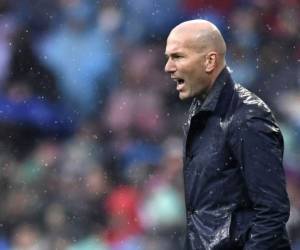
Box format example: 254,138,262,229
165,19,291,249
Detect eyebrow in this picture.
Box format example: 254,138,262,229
165,51,184,58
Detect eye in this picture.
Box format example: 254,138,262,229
173,54,183,59
165,53,184,62
170,55,184,62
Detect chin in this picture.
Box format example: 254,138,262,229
179,93,191,100
178,94,186,100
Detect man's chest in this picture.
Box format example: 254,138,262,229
184,114,229,161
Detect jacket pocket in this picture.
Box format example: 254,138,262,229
187,210,232,249
230,209,254,246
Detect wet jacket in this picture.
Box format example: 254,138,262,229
183,67,291,250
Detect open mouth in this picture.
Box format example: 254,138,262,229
173,78,185,85
172,77,185,92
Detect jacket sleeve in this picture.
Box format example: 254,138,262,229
229,114,291,250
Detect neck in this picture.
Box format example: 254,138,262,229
210,65,226,85
197,65,226,101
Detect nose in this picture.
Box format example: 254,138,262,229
165,58,176,73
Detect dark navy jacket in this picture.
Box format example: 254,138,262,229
183,67,291,250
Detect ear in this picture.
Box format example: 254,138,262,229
205,52,217,73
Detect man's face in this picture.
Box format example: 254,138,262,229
165,32,210,100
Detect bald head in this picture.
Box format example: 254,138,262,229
168,19,226,66
165,20,227,100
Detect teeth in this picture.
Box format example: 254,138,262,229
173,78,184,84
177,79,184,85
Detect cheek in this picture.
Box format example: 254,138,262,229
179,60,197,72
186,59,204,75
187,67,204,83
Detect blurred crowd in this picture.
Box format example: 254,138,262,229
0,0,299,249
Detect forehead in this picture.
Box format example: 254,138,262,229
165,37,183,54
165,30,196,54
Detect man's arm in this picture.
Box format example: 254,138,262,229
229,114,291,250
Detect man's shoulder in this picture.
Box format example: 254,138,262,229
226,83,279,132
226,84,283,143
232,84,273,119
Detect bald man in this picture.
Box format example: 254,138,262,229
165,20,291,250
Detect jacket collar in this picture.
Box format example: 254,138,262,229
184,67,234,136
192,66,233,115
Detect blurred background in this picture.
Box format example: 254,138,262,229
0,0,299,249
